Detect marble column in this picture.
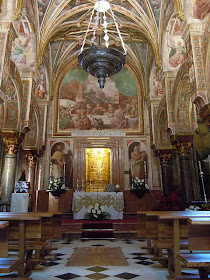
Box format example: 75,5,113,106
171,135,194,206
25,152,37,211
0,132,19,211
0,129,29,211
159,151,172,198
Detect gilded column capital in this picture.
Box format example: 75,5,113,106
1,128,30,155
175,141,192,157
1,130,19,155
170,134,193,158
159,153,172,167
26,154,37,167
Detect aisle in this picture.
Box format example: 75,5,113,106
25,239,169,280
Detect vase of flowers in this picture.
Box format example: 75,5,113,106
130,177,150,198
84,203,111,221
47,177,66,198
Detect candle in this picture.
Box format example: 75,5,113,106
63,163,66,177
49,162,52,177
144,161,147,175
198,161,202,173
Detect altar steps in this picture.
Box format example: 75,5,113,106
61,213,138,240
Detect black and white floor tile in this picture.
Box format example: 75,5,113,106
2,239,198,280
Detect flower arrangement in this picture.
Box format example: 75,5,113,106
131,177,149,191
48,177,65,191
85,203,111,221
131,177,149,198
115,184,120,193
185,205,201,211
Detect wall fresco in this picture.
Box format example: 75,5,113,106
58,67,140,132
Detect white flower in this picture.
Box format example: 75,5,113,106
100,206,105,212
93,214,98,218
97,210,101,214
95,203,99,210
92,209,96,214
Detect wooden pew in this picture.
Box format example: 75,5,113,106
153,212,210,279
0,212,61,263
177,217,210,280
0,214,43,277
0,221,31,279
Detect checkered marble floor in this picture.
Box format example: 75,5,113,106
3,239,198,280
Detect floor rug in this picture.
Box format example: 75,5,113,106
66,247,129,266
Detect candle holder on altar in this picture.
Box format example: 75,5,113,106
75,179,79,192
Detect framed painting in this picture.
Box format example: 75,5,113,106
53,66,144,136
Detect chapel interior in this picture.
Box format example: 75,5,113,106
0,0,210,279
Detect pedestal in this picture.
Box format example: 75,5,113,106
48,189,73,213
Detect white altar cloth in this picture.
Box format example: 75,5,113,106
10,193,29,212
72,192,124,220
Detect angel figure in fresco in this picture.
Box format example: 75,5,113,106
168,38,186,67
130,143,147,180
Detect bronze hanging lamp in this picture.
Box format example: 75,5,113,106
78,0,127,89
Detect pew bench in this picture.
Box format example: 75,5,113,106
176,217,210,280
0,221,31,279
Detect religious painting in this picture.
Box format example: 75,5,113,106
57,67,142,134
128,141,147,182
167,17,187,69
49,140,73,189
11,17,36,72
35,64,48,100
150,63,164,98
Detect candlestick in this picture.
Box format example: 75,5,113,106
144,161,147,175
76,179,79,192
81,179,85,192
198,161,202,173
49,162,52,178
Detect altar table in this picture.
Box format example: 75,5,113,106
10,193,29,212
72,192,124,220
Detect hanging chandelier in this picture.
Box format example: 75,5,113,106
78,0,127,89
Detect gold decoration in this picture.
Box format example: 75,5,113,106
13,0,24,20
176,141,192,157
159,153,172,167
85,148,111,192
73,193,124,213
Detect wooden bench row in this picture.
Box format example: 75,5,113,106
137,211,210,280
0,212,61,279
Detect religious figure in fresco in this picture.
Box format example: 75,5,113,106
153,76,163,97
193,0,210,20
168,39,186,67
129,142,147,180
110,105,127,129
35,79,46,99
51,142,65,179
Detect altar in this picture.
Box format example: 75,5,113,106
72,192,124,220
